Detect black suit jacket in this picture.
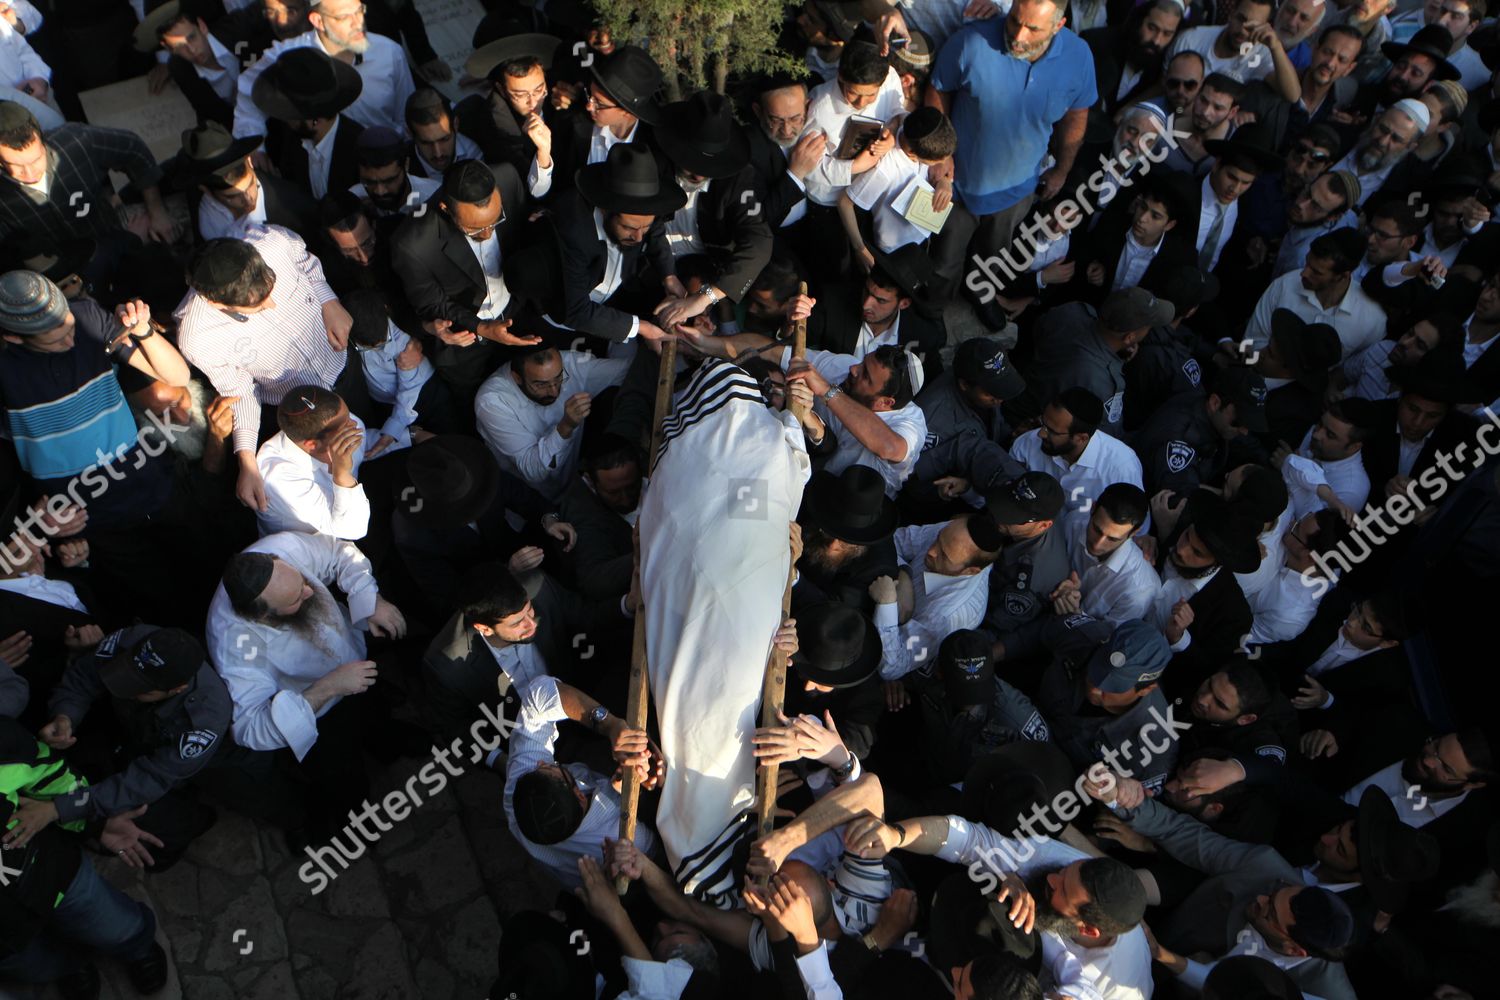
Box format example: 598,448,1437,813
556,477,633,601
419,575,632,740
455,92,545,184
1261,379,1323,455
1165,565,1253,700
1360,400,1479,504
744,124,806,230
266,115,365,201
388,162,526,391
552,190,675,341
166,57,232,128
1068,194,1196,306
693,165,773,302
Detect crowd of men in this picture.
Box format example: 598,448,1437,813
0,0,1498,998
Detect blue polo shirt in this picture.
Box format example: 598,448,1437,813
0,297,171,525
931,20,1097,215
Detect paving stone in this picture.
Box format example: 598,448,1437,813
180,976,237,1000
427,896,501,990
294,964,340,1000
411,957,455,1000
338,924,419,1000
203,879,288,972
240,961,300,1000
184,811,263,876
381,819,483,914
284,909,377,983
322,849,393,920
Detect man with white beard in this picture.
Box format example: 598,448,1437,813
746,75,832,232
1329,100,1426,206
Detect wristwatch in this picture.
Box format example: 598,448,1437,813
700,286,722,306
830,751,856,781
822,385,843,404
588,705,609,730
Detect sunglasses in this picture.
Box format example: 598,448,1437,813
1290,144,1332,163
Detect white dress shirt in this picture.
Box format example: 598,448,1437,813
616,957,695,1000
256,414,410,540
484,639,549,694
1235,503,1293,604
464,228,511,321
1196,176,1238,272
875,522,993,680
801,68,907,207
847,141,928,252
796,349,927,497
503,676,656,889
175,224,344,456
0,573,87,612
936,818,1152,1000
0,17,48,88
197,183,269,241
232,30,415,141
1396,426,1429,479
1247,566,1328,644
1307,631,1368,676
1343,760,1468,828
301,116,341,200
1245,269,1387,359
192,30,240,104
664,176,708,257
1462,316,1500,367
206,532,380,759
1063,512,1161,627
1284,428,1370,517
1011,429,1143,513
357,320,434,442
475,350,630,501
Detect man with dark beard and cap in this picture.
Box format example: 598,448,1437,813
348,125,439,220
1082,0,1183,117
1149,491,1261,697
793,464,899,615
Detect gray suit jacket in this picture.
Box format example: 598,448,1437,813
1124,798,1357,1000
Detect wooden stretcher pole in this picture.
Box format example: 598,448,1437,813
754,282,809,848
616,338,678,895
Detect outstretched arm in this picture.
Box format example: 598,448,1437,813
748,773,886,879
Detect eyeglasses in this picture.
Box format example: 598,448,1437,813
525,371,569,393
586,92,622,113
457,208,506,239
760,377,787,399
765,112,806,130
1361,223,1403,241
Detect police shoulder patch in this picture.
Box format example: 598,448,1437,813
1255,744,1287,764
1166,440,1196,474
1022,712,1050,742
1062,612,1096,630
179,729,219,760
1003,591,1036,617
1182,358,1202,387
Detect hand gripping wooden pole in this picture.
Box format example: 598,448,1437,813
754,282,809,849
616,338,677,894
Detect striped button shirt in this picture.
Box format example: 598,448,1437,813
175,224,344,455
0,123,163,246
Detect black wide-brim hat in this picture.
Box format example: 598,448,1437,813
575,143,687,216
1388,345,1479,404
654,90,750,178
1189,492,1262,574
252,47,363,122
1381,24,1461,83
795,603,881,689
799,466,896,545
1269,309,1341,393
1204,122,1284,175
1357,785,1441,914
590,45,665,125
466,30,565,81
174,121,263,182
391,434,502,527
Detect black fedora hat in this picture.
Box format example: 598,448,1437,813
1188,492,1262,574
392,435,502,526
575,143,687,216
1204,122,1283,175
1268,310,1341,393
795,604,880,689
590,45,665,124
799,466,896,545
1357,785,1441,913
1423,152,1488,199
175,121,263,182
466,28,564,81
927,871,1040,972
252,47,363,122
655,91,750,179
1381,24,1461,82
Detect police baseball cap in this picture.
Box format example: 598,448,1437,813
1210,366,1269,434
953,337,1026,399
985,472,1064,526
939,629,995,708
1086,619,1171,695
96,626,206,698
1100,287,1174,333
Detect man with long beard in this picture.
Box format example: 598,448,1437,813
206,531,409,839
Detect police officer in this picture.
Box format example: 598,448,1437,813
1032,616,1180,794
1132,365,1270,498
900,337,1026,524
1124,264,1219,433
38,626,239,870
981,472,1072,652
